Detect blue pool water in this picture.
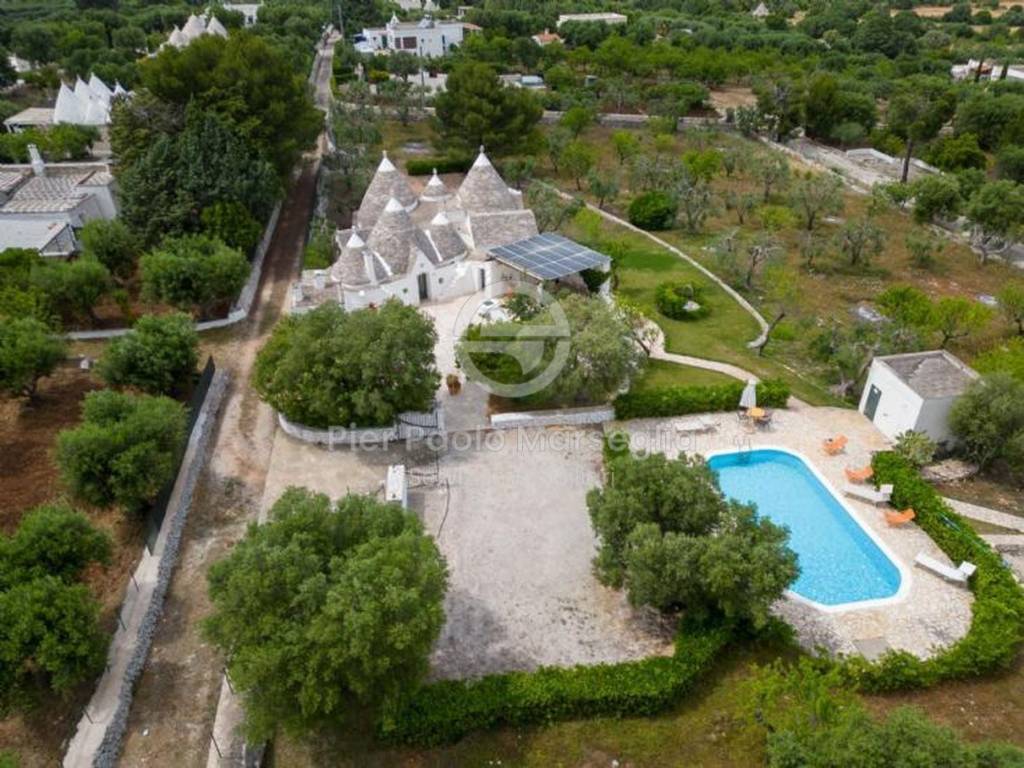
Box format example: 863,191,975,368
708,449,902,607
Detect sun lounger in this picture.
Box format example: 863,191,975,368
845,466,874,483
823,435,848,455
914,552,977,585
843,483,894,505
886,508,916,526
674,416,718,434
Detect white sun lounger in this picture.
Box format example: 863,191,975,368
843,483,894,505
914,552,977,586
674,416,719,434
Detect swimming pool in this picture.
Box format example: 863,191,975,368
707,448,903,609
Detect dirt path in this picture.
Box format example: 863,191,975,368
115,159,317,768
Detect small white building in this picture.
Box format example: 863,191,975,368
859,351,979,447
751,2,771,18
556,12,628,27
358,15,473,57
4,74,128,134
223,3,260,26
161,13,229,51
393,0,439,12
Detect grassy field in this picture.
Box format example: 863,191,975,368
632,359,738,390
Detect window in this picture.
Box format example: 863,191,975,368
402,36,417,49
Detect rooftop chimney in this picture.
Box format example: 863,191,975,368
28,144,45,177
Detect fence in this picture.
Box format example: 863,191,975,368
145,357,216,551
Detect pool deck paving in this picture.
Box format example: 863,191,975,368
617,398,974,660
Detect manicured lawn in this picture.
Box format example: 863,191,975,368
632,359,738,391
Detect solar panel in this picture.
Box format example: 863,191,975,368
488,233,611,281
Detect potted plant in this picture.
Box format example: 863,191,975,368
446,373,462,395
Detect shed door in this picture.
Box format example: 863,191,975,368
864,384,882,421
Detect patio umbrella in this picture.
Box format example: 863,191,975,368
739,380,757,410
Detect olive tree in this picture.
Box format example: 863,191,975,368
203,487,448,739
588,452,797,627
253,300,439,428
97,312,198,395
0,317,66,399
140,235,249,318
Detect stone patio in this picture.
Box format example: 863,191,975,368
616,399,975,659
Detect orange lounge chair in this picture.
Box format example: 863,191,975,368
845,466,874,483
886,508,916,526
823,436,848,455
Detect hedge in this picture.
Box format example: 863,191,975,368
405,155,473,176
613,379,790,420
627,190,677,231
376,621,731,746
839,453,1024,692
655,281,710,321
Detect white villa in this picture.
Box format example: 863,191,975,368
4,74,128,134
357,15,475,57
556,12,628,27
292,148,609,312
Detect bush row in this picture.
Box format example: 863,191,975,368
376,621,731,746
613,379,790,420
405,156,473,175
840,453,1024,691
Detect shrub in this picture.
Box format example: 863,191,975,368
56,390,187,511
97,312,199,396
910,175,962,224
376,620,731,746
140,234,249,318
613,379,790,420
655,281,710,320
405,155,473,176
253,300,439,428
200,201,263,253
30,257,111,325
893,430,937,468
0,317,66,399
78,219,140,280
839,453,1024,691
628,190,677,231
950,374,1024,475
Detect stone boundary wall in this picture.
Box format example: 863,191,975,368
62,371,229,768
490,406,614,429
66,200,283,342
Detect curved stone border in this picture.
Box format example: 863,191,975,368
539,182,770,348
62,371,230,768
277,407,444,449
66,200,283,342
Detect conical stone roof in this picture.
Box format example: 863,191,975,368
366,197,417,275
356,152,417,228
428,211,466,261
420,169,450,202
457,148,518,214
331,231,369,286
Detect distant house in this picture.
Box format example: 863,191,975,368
531,28,563,46
393,0,439,12
751,2,770,18
859,351,979,447
291,148,610,312
0,145,118,258
161,13,229,51
556,12,628,27
358,15,474,57
223,3,260,26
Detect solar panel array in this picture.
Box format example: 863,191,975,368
489,233,611,280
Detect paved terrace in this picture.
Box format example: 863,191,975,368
616,399,974,660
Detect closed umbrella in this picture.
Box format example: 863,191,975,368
739,380,757,410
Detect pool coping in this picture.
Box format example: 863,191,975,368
705,445,914,615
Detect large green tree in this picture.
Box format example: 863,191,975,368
139,235,249,318
950,374,1024,475
253,300,439,428
97,312,198,396
56,389,187,511
588,452,797,627
137,33,321,175
0,317,66,399
433,62,543,156
204,487,448,739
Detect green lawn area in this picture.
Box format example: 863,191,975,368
563,218,841,406
632,358,738,390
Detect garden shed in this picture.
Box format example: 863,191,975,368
858,350,979,447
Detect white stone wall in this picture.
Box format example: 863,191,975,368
858,360,922,441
